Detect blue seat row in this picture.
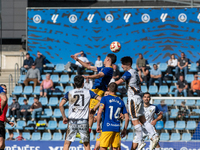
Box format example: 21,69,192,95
153,99,200,106
160,133,191,141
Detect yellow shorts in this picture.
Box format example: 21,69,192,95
96,131,102,142
100,132,120,148
89,88,104,109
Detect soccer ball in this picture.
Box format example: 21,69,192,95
110,41,121,53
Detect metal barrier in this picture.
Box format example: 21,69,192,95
20,52,24,68
14,63,19,85
9,74,13,96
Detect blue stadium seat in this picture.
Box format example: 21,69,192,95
153,99,161,105
141,85,147,93
132,63,136,70
39,97,48,106
48,97,58,107
53,132,62,141
41,74,46,81
69,75,76,83
63,133,66,140
122,121,132,130
41,132,51,141
123,97,128,105
23,132,31,140
170,109,179,118
158,86,168,95
90,133,95,141
53,86,63,95
165,99,174,106
92,122,97,130
190,109,200,118
32,132,41,141
41,109,52,119
25,120,36,130
185,74,194,83
189,63,197,72
175,121,185,130
6,132,9,139
181,133,191,141
148,63,154,69
57,120,68,130
33,86,40,95
65,86,73,93
54,64,65,73
6,108,9,117
186,99,195,106
159,63,167,72
51,75,59,83
5,123,15,130
18,97,26,105
174,99,184,106
170,133,180,141
155,121,164,130
127,132,134,141
196,100,200,106
169,86,176,95
52,109,62,118
13,132,19,138
44,64,54,73
186,121,196,130
22,86,33,95
59,75,69,84
8,97,13,106
18,75,26,84
46,120,57,130
37,120,47,130
117,64,124,72
149,86,158,95
65,109,68,116
164,121,174,130
28,97,34,105
12,86,23,95
15,120,26,130
160,133,169,141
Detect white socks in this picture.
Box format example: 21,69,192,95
134,124,143,145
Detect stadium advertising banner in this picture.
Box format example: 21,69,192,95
27,8,200,64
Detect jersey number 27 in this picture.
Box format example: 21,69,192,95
109,106,121,120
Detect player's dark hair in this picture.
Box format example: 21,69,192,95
121,56,132,66
74,75,84,88
143,92,151,97
107,53,117,64
108,82,118,92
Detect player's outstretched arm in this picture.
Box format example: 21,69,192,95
83,72,104,79
0,92,7,115
115,78,124,85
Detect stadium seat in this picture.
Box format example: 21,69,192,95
189,63,197,72
132,63,136,70
165,99,174,106
41,109,52,119
169,86,176,95
127,132,134,141
25,120,36,130
18,97,26,105
52,109,62,118
53,132,62,141
181,133,191,141
13,132,19,138
141,85,147,93
18,75,26,84
185,74,194,83
170,109,179,118
149,86,158,95
39,97,48,106
190,109,200,118
28,97,34,105
51,75,59,83
8,97,13,106
46,120,57,130
37,120,47,130
63,133,66,140
48,97,58,107
155,121,164,130
196,100,200,106
175,121,185,130
53,86,63,95
41,132,51,141
15,120,26,130
5,123,15,130
170,133,180,141
148,63,154,69
69,75,76,83
65,109,68,116
32,132,41,141
22,86,33,95
174,99,184,106
159,63,167,72
12,86,23,95
186,99,195,106
59,75,69,84
122,121,132,130
33,86,40,95
54,64,65,73
6,108,9,117
41,74,46,81
44,63,54,73
164,121,174,130
161,133,169,141
90,133,95,141
186,121,196,130
57,120,68,130
117,64,124,72
6,133,9,139
123,97,128,105
158,86,168,95
153,99,161,105
92,122,97,130
23,132,31,140
65,86,73,93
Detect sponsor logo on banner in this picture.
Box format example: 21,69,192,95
160,13,168,22
178,13,187,22
141,14,150,23
124,14,131,23
87,14,95,23
105,14,114,23
52,14,59,23
5,145,40,150
69,14,77,23
49,144,95,150
33,15,41,23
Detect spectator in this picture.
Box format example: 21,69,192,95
65,51,90,75
83,78,93,90
196,59,200,73
111,64,120,82
166,54,178,75
95,55,103,67
16,132,26,141
24,63,40,88
40,74,53,97
177,101,189,120
176,52,188,78
16,99,31,121
28,97,42,121
20,53,34,75
149,64,162,87
138,64,150,85
157,100,168,121
34,52,46,74
6,133,15,141
136,53,146,71
188,74,200,96
175,74,188,97
9,97,20,121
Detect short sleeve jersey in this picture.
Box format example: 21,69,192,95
144,104,161,123
177,80,188,89
92,66,113,91
100,95,127,132
0,87,8,122
63,88,97,120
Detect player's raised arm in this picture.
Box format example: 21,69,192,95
83,72,104,80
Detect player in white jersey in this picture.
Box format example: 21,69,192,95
132,92,163,150
59,75,101,150
115,56,160,150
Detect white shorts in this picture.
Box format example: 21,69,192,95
133,127,148,143
128,95,144,121
66,119,89,143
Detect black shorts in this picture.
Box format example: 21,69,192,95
0,121,5,139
